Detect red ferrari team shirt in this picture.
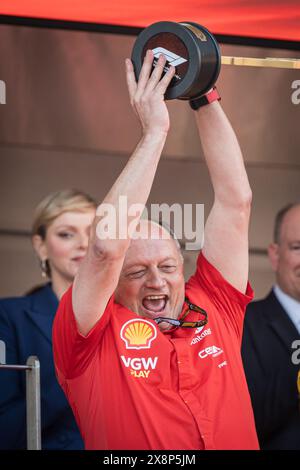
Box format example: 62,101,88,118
53,253,259,450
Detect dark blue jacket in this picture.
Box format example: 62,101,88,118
242,290,300,449
0,284,84,449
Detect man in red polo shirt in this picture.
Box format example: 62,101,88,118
53,51,259,450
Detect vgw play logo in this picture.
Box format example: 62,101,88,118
0,80,6,104
120,355,158,378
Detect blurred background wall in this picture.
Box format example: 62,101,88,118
0,25,299,298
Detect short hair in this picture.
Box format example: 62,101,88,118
157,219,182,252
138,215,183,263
273,202,300,243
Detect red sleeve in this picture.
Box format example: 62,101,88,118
186,252,254,340
52,285,112,380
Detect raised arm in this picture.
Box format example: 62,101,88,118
72,51,175,335
194,100,252,293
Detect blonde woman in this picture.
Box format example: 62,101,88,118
0,189,96,449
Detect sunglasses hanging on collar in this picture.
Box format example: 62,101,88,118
154,297,208,328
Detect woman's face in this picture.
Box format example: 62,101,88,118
33,210,95,286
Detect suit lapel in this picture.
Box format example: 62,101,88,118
25,284,58,345
265,290,299,351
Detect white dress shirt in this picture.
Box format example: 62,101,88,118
273,284,300,335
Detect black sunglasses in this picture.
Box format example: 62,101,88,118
154,297,208,328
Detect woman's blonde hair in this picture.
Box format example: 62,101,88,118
32,189,97,239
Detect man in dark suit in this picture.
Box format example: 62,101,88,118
242,203,300,449
0,284,84,449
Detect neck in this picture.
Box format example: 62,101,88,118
51,273,72,300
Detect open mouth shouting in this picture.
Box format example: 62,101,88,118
141,294,169,318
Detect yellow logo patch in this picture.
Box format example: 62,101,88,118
120,319,157,350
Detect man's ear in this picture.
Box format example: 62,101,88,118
268,243,279,272
32,235,48,261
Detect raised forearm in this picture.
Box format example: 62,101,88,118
103,131,166,212
195,101,252,206
92,131,167,252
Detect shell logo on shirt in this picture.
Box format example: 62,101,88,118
120,319,157,350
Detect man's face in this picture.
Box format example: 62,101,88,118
115,222,185,330
269,205,300,301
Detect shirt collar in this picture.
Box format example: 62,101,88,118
273,284,300,334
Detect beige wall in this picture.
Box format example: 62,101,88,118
0,25,299,299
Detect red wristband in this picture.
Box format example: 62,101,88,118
189,86,221,110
